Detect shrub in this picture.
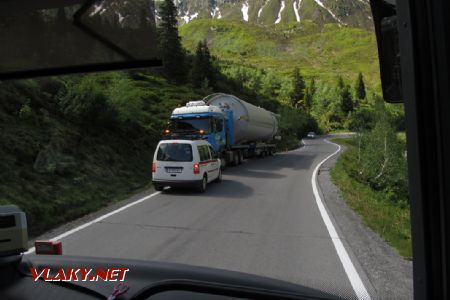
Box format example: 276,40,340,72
59,76,118,127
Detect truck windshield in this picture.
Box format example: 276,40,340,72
156,143,193,162
169,118,211,133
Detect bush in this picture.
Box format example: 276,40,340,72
277,106,318,150
107,76,145,126
59,76,118,127
356,116,408,204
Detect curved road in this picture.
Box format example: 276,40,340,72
29,137,374,299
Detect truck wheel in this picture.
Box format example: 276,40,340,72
220,158,227,170
232,152,239,166
214,169,222,183
237,151,243,165
198,175,207,192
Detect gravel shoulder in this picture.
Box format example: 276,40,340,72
317,142,413,300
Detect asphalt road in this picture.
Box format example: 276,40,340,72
29,137,375,299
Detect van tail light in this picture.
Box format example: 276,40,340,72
193,163,200,174
152,163,156,173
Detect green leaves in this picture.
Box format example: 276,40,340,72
107,76,145,125
59,76,112,126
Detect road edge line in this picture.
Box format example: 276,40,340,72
25,191,161,254
312,139,371,300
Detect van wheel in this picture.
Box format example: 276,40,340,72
154,185,163,191
198,175,207,192
214,169,222,183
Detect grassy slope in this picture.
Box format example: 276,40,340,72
330,138,412,258
179,19,381,88
0,73,201,236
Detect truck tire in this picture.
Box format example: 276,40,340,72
198,175,207,193
260,150,266,158
237,151,243,165
220,158,227,170
214,169,222,183
232,152,239,166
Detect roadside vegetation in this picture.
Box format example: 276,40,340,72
330,99,411,258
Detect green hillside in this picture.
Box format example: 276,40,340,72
180,19,381,89
0,73,202,236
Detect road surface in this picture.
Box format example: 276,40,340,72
29,137,374,299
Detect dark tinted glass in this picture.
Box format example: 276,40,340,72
157,143,192,162
0,0,158,77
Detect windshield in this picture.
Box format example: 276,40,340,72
157,143,193,162
1,1,412,299
168,118,211,133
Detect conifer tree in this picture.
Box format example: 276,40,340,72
290,67,305,108
158,0,186,83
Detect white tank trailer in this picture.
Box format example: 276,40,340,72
205,93,279,144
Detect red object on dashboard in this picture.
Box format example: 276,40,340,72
35,240,62,255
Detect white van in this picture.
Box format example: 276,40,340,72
152,140,222,192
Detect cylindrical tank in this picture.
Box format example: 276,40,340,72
205,93,278,144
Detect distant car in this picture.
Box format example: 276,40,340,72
307,132,316,139
152,140,222,192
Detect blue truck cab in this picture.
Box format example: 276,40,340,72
164,101,232,152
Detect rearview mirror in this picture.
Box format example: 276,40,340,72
0,0,161,80
370,0,403,103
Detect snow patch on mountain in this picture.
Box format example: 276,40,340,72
90,4,104,16
293,0,301,22
117,12,124,23
211,7,223,19
313,0,345,25
257,0,268,21
275,0,285,24
180,10,199,24
241,1,249,22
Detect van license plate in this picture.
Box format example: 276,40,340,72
165,167,182,173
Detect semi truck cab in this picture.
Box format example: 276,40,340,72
165,101,231,152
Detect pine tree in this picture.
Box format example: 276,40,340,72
340,84,354,115
354,72,366,100
190,41,205,87
158,0,186,83
190,40,215,88
290,67,305,108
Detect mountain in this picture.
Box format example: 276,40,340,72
86,0,373,31
156,0,373,30
179,19,380,87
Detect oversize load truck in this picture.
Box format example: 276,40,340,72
164,93,279,167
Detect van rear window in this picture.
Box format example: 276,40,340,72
157,143,193,162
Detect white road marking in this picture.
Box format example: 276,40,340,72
311,138,371,300
25,191,161,254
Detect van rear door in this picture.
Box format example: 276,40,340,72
154,142,194,181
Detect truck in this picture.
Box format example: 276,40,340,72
163,93,279,168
